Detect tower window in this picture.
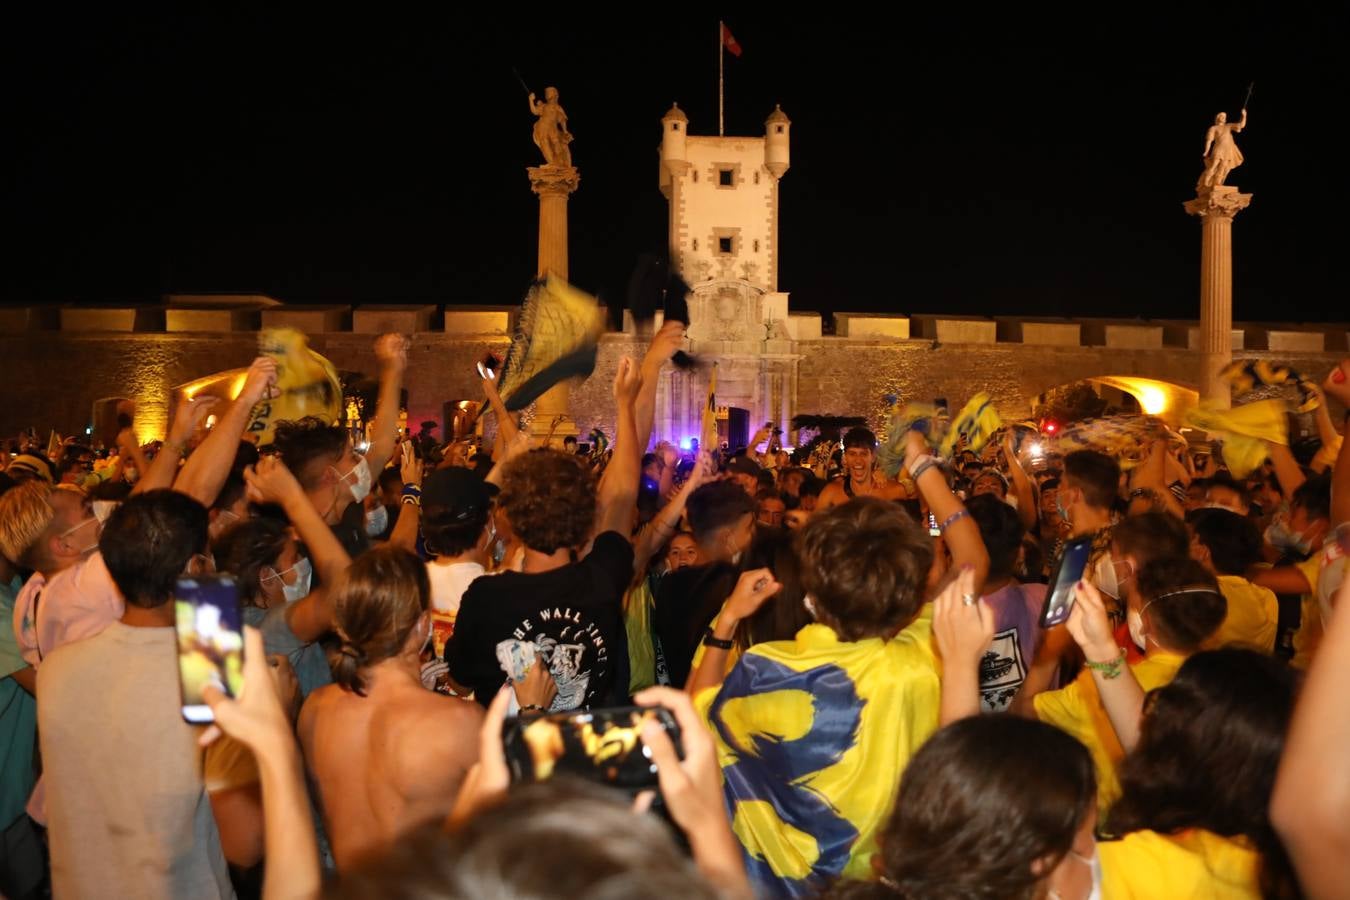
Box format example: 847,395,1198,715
753,239,760,253
719,169,734,186
718,237,733,254
692,239,699,251
673,123,681,132
776,125,784,134
754,171,760,185
692,170,698,183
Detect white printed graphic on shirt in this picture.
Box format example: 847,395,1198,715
508,607,609,711
978,626,1028,712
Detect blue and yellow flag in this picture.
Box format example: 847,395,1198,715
695,615,941,898
939,392,1002,459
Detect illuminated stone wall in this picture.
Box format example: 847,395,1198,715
0,320,1344,448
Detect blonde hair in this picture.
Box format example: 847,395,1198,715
0,481,55,567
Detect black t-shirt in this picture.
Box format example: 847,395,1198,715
446,531,634,710
652,561,739,688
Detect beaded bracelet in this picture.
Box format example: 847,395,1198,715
940,509,970,532
1084,650,1127,680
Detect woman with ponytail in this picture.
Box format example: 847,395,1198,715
297,546,493,872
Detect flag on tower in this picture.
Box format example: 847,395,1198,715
721,22,742,57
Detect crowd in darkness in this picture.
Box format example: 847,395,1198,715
1,324,1348,900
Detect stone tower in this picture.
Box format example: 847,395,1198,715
654,103,799,447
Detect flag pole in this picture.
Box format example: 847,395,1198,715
718,20,724,137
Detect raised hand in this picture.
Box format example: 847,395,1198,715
243,455,305,507
374,333,409,373
238,357,281,406
932,566,994,670
722,568,782,625
1066,578,1119,662
613,356,641,405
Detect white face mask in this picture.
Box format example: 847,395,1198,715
1127,608,1148,651
91,500,119,523
263,557,312,603
365,505,389,536
1094,556,1131,600
336,457,373,503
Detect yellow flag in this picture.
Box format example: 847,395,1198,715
174,327,343,446
701,364,719,450
1184,399,1287,478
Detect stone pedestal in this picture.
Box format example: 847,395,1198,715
528,164,581,443
1184,185,1252,408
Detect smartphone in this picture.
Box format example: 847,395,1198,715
476,361,495,380
502,705,683,790
174,575,245,724
927,512,940,537
1040,537,1093,628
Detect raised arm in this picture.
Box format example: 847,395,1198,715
244,456,350,643
172,358,278,504
932,566,995,725
1066,580,1146,752
202,627,320,900
1265,441,1307,501
905,431,989,591
136,394,221,495
480,366,521,452
1002,430,1038,532
1272,576,1350,899
686,569,781,696
1128,438,1186,519
593,357,642,538
365,334,409,476
635,321,685,451
634,451,710,575
387,443,423,554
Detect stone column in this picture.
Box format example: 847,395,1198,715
1184,185,1251,408
528,164,581,443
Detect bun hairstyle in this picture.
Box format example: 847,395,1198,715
329,546,431,696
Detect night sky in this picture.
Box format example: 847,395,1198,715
7,9,1345,323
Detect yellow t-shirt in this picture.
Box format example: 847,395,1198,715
1034,651,1185,816
1100,828,1261,899
694,610,940,896
1290,554,1324,670
1212,575,1279,654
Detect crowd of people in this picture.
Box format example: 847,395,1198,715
1,323,1348,900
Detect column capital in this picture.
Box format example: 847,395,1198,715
528,164,581,197
1184,185,1252,219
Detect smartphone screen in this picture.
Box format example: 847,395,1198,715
502,705,682,790
1040,537,1093,627
174,575,245,724
928,512,940,537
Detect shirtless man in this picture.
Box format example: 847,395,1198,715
816,426,913,511
297,546,492,871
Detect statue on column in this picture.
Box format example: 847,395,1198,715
1198,108,1248,189
529,86,574,168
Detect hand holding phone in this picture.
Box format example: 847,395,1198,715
1040,537,1093,627
502,705,683,789
175,575,246,724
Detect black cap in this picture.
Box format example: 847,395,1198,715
422,468,498,521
